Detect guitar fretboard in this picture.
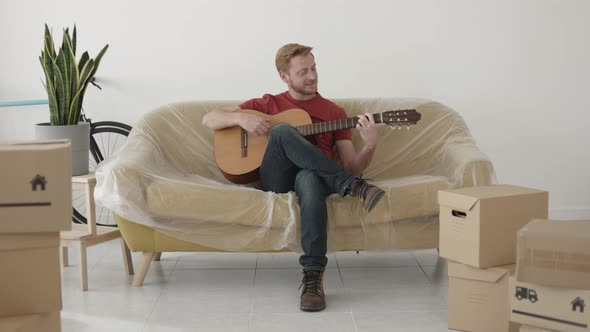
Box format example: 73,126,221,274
295,114,383,136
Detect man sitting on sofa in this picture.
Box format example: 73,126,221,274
202,43,384,312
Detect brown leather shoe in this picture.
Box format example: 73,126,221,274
299,271,326,312
348,178,385,212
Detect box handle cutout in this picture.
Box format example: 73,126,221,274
452,210,467,218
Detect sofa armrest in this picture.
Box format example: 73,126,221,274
438,142,496,188
94,135,163,219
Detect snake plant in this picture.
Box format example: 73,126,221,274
40,24,108,125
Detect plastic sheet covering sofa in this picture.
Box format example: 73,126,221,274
95,98,496,286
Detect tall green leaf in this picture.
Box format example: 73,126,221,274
63,33,79,119
78,51,89,76
65,37,78,116
87,44,108,81
75,59,95,123
55,49,68,124
68,90,82,125
59,37,72,124
52,60,66,125
76,45,108,121
41,51,54,85
72,25,77,55
40,56,58,125
43,24,56,58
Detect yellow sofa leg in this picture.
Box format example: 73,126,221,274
133,252,155,287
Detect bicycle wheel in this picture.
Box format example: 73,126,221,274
72,121,132,227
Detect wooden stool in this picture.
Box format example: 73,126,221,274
60,172,134,291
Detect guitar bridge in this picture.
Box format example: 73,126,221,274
241,128,247,158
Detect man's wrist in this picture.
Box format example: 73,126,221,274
233,112,244,127
363,142,377,151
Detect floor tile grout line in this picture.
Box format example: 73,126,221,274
336,260,354,316
417,265,430,281
174,266,258,271
86,245,109,273
337,264,421,269
411,251,421,267
352,309,449,313
141,258,179,332
411,251,435,283
336,262,345,287
350,311,359,332
166,256,181,279
249,255,259,330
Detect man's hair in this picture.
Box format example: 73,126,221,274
275,43,314,73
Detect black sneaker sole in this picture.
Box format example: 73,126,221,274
364,190,385,212
300,304,326,312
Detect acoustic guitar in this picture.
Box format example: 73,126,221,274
214,108,421,184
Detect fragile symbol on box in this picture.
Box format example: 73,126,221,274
572,297,586,313
516,286,538,303
30,174,47,191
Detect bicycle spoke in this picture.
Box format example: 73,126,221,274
107,132,111,158
111,135,120,157
99,134,106,161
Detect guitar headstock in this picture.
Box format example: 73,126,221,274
381,109,421,129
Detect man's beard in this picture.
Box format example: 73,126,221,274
291,81,318,96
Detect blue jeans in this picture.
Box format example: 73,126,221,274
260,123,355,272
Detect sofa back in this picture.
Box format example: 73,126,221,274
132,98,474,182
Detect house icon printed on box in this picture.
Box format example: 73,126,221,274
572,297,586,313
30,174,47,191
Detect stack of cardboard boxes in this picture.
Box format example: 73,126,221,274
510,219,590,332
0,141,72,332
438,184,549,332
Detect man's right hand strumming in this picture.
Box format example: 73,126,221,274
238,113,270,136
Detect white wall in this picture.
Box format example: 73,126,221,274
1,0,588,218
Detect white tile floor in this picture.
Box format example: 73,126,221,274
60,242,451,332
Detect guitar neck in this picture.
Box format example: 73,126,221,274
295,113,384,136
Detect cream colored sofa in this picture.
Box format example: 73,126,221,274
97,98,495,286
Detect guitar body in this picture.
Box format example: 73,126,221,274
214,109,312,184
213,107,420,184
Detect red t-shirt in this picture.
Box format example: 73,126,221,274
239,91,352,160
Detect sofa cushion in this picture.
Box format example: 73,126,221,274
146,175,448,229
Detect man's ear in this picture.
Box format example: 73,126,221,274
279,71,289,84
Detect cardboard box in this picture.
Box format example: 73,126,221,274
0,311,60,332
439,184,548,268
517,219,590,290
520,325,559,332
0,140,72,233
510,277,589,332
0,233,62,317
448,261,519,332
